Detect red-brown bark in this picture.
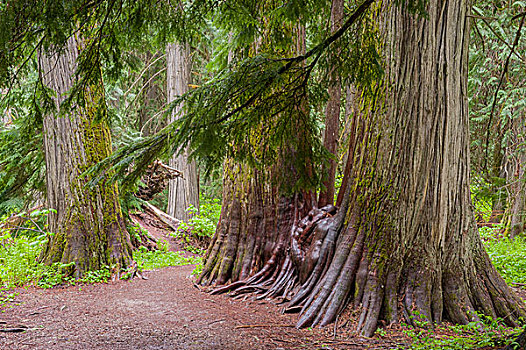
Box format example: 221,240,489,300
200,0,526,337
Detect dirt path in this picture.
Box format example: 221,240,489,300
0,213,400,349
1,264,343,350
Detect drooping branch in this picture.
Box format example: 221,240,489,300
87,1,379,190
482,11,526,173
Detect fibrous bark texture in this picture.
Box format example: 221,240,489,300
506,112,526,239
200,0,526,337
199,16,315,288
166,42,199,222
39,36,132,277
198,160,311,287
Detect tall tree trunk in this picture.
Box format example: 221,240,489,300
318,0,343,207
198,161,297,286
138,51,164,137
39,37,132,277
166,42,199,222
202,0,526,337
199,20,316,288
507,112,526,239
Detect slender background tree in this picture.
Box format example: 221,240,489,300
166,42,199,222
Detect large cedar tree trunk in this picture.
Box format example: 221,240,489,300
199,21,315,287
198,160,316,288
200,0,526,337
39,37,133,277
166,42,199,222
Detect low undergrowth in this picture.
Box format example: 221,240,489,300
2,204,525,349
390,223,526,349
397,313,520,349
171,196,221,255
482,226,526,286
133,245,201,270
0,232,45,289
0,209,202,306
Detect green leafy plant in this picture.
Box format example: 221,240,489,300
0,208,53,290
484,236,526,285
178,201,219,240
191,261,204,277
0,291,18,308
172,196,221,254
0,233,44,289
401,313,520,349
128,222,146,242
0,209,121,294
133,245,201,270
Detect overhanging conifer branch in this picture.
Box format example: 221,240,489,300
209,0,376,125
89,0,377,188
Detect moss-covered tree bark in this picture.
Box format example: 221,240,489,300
199,12,316,288
198,157,316,288
39,36,132,277
200,0,526,336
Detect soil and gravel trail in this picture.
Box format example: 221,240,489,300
1,264,349,350
0,213,397,350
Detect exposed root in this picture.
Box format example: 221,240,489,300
199,162,526,338
202,199,526,338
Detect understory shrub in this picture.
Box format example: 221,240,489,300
172,196,221,254
484,235,526,285
133,245,201,270
401,313,520,349
0,209,201,299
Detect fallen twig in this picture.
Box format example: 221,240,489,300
28,305,52,316
235,324,295,329
208,319,225,326
333,313,339,339
0,326,28,333
271,337,294,343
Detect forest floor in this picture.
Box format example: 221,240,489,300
2,264,375,350
0,212,518,350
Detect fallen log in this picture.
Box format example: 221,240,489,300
135,160,182,201
143,202,181,232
